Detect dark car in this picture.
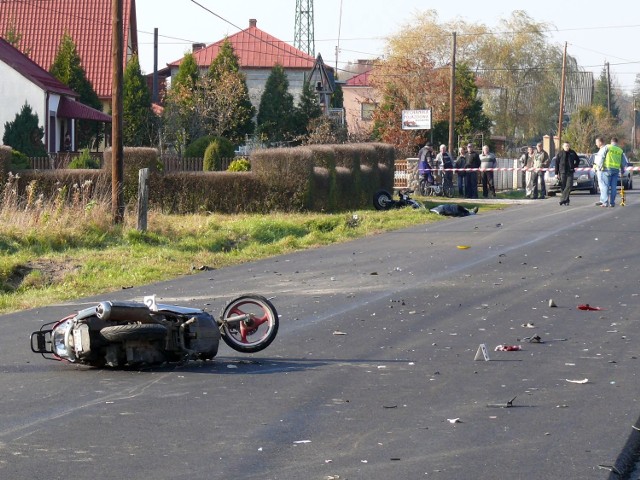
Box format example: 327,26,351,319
544,154,598,196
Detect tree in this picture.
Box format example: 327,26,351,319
162,52,202,153
203,39,255,145
593,66,620,119
257,64,296,143
564,105,621,153
2,20,31,56
123,54,156,146
49,33,103,149
2,102,47,156
294,79,322,138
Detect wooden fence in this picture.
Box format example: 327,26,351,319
29,154,235,172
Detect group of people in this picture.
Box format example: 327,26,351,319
519,143,550,200
418,142,497,199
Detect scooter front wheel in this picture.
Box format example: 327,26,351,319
220,295,279,353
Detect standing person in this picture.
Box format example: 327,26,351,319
555,142,580,205
594,136,608,206
435,144,454,191
595,137,626,207
532,142,549,200
454,146,467,197
479,145,497,198
464,143,480,199
520,147,534,198
417,142,435,186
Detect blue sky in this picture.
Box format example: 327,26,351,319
135,0,639,92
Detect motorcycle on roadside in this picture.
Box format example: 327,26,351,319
30,294,279,368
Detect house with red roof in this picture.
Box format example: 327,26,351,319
342,68,380,137
0,37,111,153
165,19,333,111
0,0,138,110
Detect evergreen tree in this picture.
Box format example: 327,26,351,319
593,66,619,119
257,64,295,143
173,52,200,90
49,32,103,149
3,20,31,56
294,79,323,137
123,54,155,146
2,102,47,156
330,83,343,109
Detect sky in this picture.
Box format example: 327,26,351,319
135,0,640,93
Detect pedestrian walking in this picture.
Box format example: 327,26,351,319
555,142,580,205
479,145,496,198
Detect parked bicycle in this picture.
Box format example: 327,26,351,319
419,169,455,198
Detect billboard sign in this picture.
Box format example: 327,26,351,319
401,109,432,130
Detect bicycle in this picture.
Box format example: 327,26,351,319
419,169,455,198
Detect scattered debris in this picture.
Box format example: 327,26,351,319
447,418,462,424
294,440,311,444
495,345,522,351
520,335,542,343
487,396,517,408
383,405,398,409
521,322,536,328
457,245,471,249
332,331,347,336
578,304,604,311
548,299,557,307
566,378,589,384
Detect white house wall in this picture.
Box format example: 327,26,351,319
0,60,46,145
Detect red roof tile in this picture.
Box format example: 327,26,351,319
0,0,137,100
345,70,372,87
58,96,112,122
169,19,316,70
0,37,76,96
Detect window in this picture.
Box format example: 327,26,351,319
361,102,376,121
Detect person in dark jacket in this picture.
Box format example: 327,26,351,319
555,142,580,205
454,146,467,196
464,144,480,198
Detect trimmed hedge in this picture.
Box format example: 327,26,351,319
4,143,396,213
0,145,11,182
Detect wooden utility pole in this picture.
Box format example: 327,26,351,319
557,42,567,147
448,32,456,156
605,61,611,114
111,0,124,224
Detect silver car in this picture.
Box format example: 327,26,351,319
545,154,598,196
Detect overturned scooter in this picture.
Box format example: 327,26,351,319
30,294,278,368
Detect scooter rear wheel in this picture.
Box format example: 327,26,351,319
220,295,278,353
100,323,167,342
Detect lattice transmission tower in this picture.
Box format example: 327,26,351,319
294,0,315,56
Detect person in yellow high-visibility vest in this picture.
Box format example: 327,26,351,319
595,137,628,207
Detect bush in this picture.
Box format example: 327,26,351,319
227,158,250,172
185,135,217,158
68,149,100,169
203,137,234,171
9,150,30,171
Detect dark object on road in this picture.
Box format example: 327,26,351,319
487,396,517,408
373,189,422,210
30,294,279,368
429,204,478,217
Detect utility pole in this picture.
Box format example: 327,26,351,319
152,27,158,103
557,42,567,147
606,61,611,114
448,32,456,156
634,97,638,151
111,0,124,224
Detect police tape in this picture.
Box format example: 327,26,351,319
429,166,640,172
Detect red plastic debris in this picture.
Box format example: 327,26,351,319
494,345,522,351
577,304,604,311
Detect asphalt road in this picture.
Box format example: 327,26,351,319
1,189,639,480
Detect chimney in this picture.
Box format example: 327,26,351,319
249,19,257,28
192,43,205,52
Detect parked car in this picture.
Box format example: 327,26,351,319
587,154,634,190
545,154,598,196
